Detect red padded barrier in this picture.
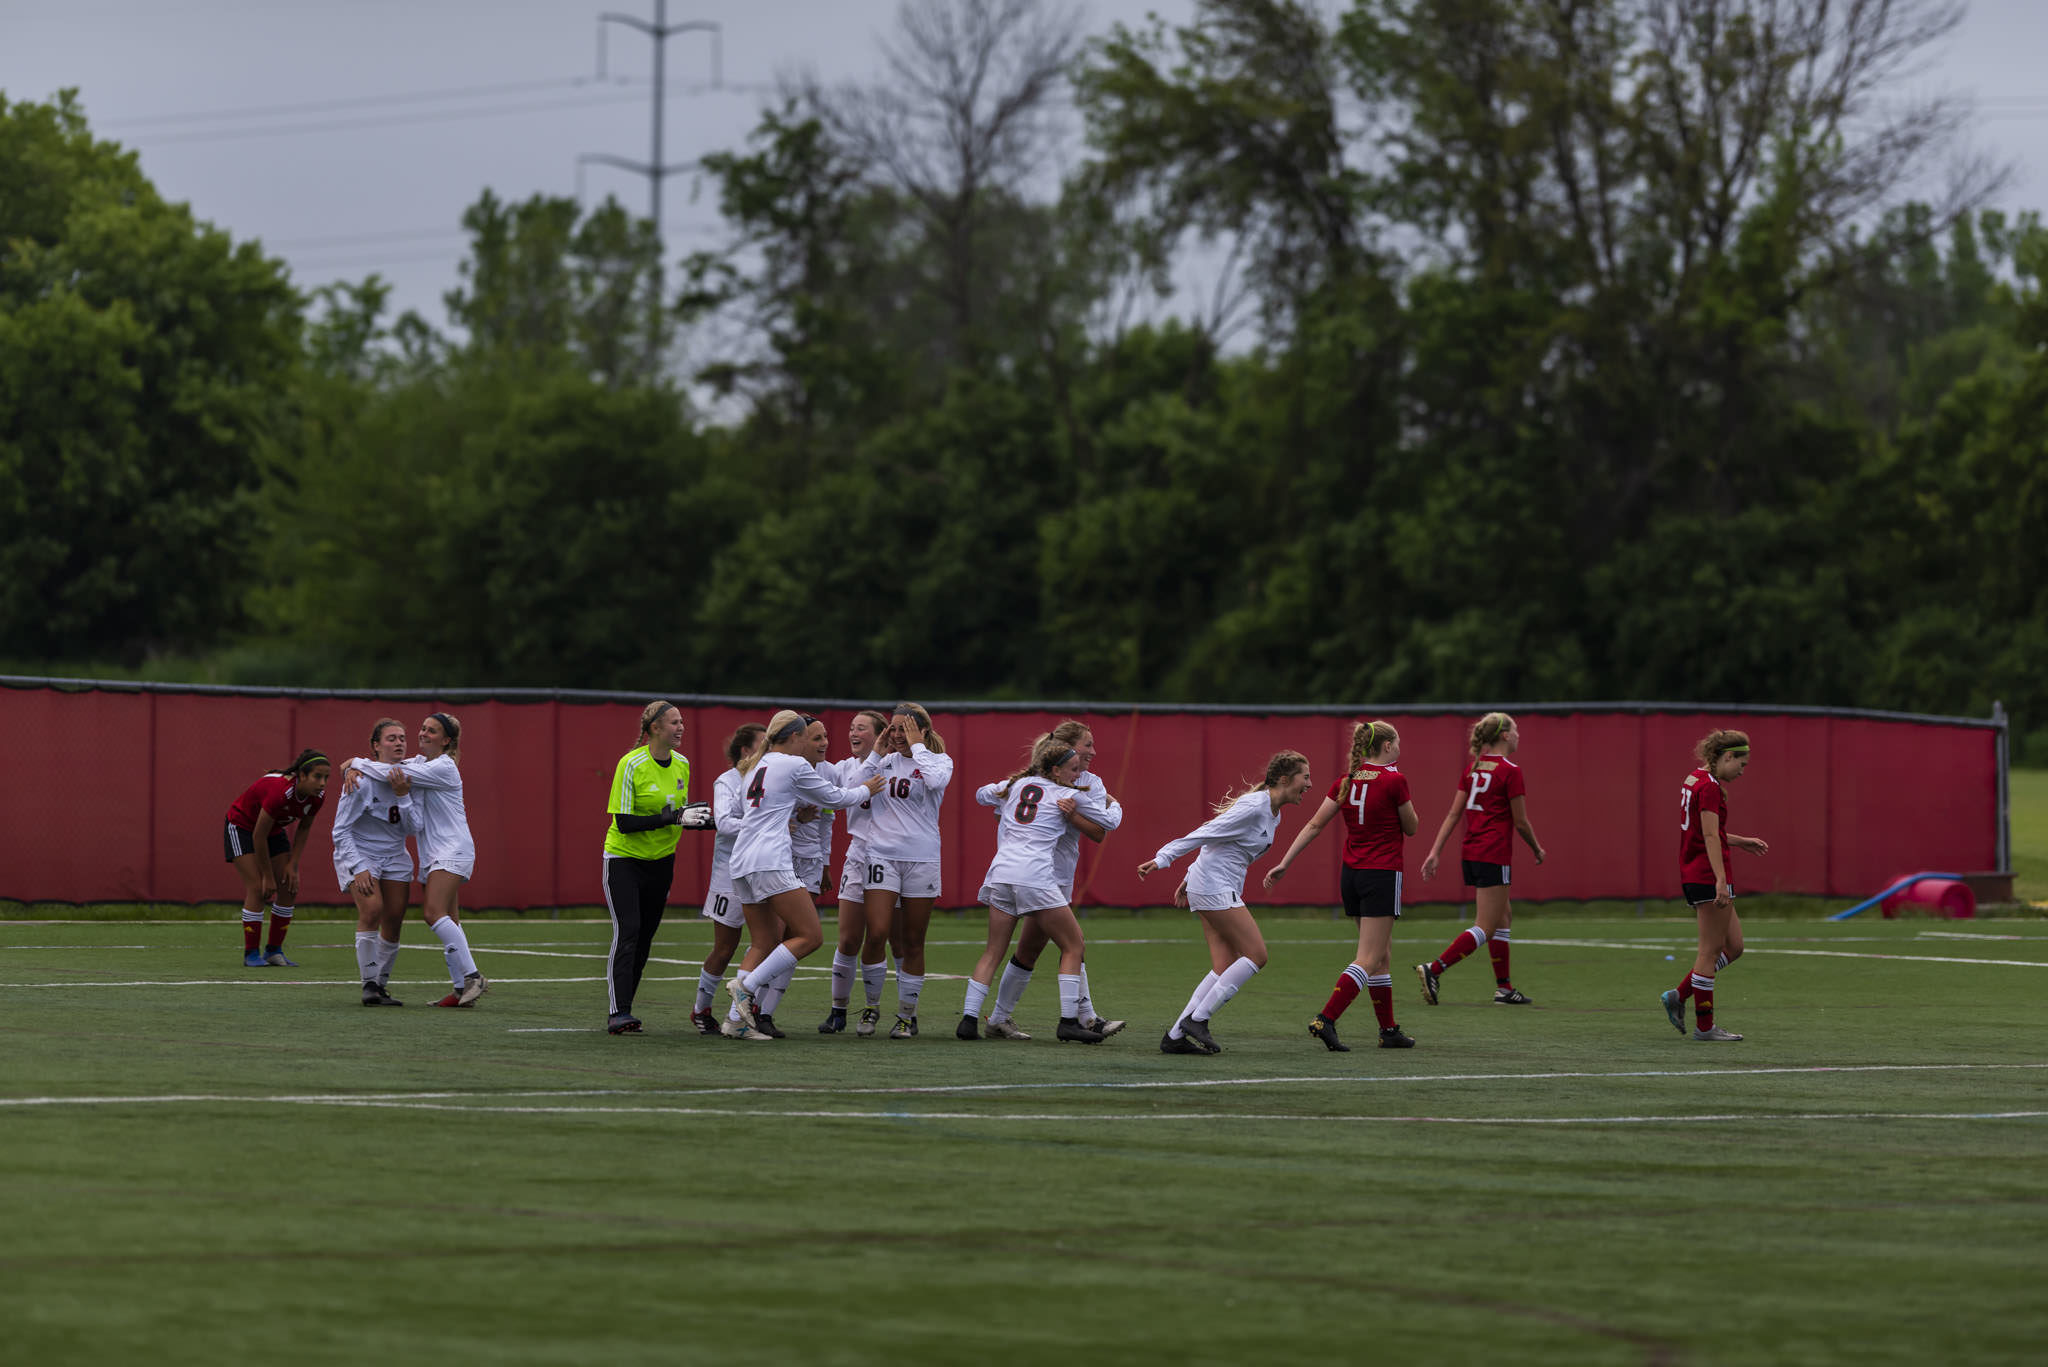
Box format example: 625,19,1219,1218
0,687,2000,909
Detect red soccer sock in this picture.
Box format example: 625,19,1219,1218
1435,927,1483,973
1691,974,1715,1031
1488,934,1512,987
1368,980,1396,1030
1321,964,1367,1022
242,912,261,954
1675,972,1696,1002
266,909,293,950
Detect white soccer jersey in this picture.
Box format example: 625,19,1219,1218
859,744,953,862
706,766,749,891
831,754,878,845
1053,772,1122,893
352,753,474,872
790,760,838,866
730,751,874,880
976,776,1115,891
1152,789,1281,903
329,769,422,877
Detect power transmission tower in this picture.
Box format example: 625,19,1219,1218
579,3,721,371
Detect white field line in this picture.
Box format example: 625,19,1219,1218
1520,938,2048,969
0,967,968,990
272,1102,2048,1124
6,1061,2045,1109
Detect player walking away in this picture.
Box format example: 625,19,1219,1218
959,737,1115,1043
345,713,488,1008
723,711,885,1041
600,702,695,1036
695,723,767,1036
1265,720,1421,1050
333,719,421,1005
223,749,331,968
1417,712,1547,1007
1664,730,1769,1041
857,703,953,1039
820,710,893,1035
1140,750,1314,1055
983,720,1125,1040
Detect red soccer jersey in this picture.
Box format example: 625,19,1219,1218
1458,755,1526,864
1679,766,1729,885
1328,764,1411,871
225,773,325,834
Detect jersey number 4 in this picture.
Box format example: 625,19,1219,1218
747,769,767,809
1347,780,1371,824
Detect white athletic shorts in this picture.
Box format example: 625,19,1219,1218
1185,880,1246,913
700,877,743,929
335,853,415,891
868,858,941,899
836,841,874,903
979,882,1069,918
732,869,805,905
795,856,827,896
423,858,474,881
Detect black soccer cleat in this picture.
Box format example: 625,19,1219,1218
1159,1030,1207,1055
1415,962,1441,1006
956,1014,980,1040
818,1007,848,1034
1493,986,1532,1005
606,1013,643,1035
1309,1015,1349,1052
1056,1017,1106,1044
754,1013,786,1039
1378,1025,1417,1049
1176,1014,1220,1055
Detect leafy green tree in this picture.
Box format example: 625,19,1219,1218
0,92,299,661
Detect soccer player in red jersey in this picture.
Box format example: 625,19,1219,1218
1663,730,1770,1041
1265,720,1421,1050
1417,712,1546,1005
222,749,331,968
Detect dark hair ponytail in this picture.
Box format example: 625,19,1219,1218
273,748,329,778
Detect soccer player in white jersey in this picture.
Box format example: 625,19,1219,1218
984,719,1125,1039
855,702,954,1038
958,736,1116,1043
344,712,488,1008
333,717,422,1006
723,710,885,1041
819,709,893,1035
692,722,767,1035
1139,749,1314,1055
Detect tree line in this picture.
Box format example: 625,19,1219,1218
2,0,2042,758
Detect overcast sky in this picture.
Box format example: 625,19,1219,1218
5,0,2048,330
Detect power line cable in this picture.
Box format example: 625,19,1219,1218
99,75,625,129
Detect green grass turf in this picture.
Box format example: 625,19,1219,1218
3,913,2045,1366
2011,767,2048,903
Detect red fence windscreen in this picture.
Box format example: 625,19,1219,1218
0,683,2003,910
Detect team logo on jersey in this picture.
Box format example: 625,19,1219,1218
1684,774,1700,788
1475,760,1499,772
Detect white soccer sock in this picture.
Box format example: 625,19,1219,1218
861,959,886,1008
1169,973,1219,1037
990,959,1033,1024
1075,962,1095,1020
1058,973,1082,1021
830,951,857,1008
896,972,925,1016
695,969,720,1013
757,963,795,1015
963,979,990,1020
375,935,401,985
354,932,380,982
742,943,799,994
1193,956,1260,1021
430,917,477,983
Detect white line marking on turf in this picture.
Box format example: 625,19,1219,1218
7,1062,2043,1108
1521,938,2048,968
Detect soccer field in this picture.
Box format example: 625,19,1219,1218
4,913,2044,1366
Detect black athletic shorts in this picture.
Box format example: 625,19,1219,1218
224,822,291,862
1342,866,1402,919
1683,882,1734,907
1462,859,1510,889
